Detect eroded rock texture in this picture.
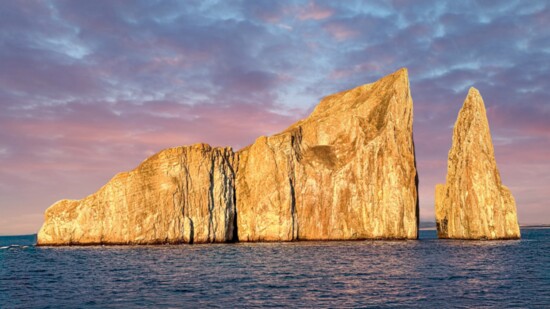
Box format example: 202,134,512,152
37,144,237,245
37,68,419,245
435,88,520,240
236,68,418,241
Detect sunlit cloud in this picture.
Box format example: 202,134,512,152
0,0,548,234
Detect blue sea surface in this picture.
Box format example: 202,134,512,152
1,229,549,308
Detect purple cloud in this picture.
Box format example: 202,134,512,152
0,0,549,234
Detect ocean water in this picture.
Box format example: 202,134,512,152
1,229,549,308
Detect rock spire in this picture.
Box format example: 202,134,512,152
435,88,520,240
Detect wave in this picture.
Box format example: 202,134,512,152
0,245,32,250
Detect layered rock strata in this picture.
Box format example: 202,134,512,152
435,88,520,240
37,68,419,245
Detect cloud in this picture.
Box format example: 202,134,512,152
298,1,334,20
323,22,358,41
0,0,549,233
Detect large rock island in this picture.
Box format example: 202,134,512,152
435,88,520,240
37,68,419,245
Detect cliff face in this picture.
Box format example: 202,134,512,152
37,144,237,245
435,88,520,240
236,68,418,240
37,68,419,245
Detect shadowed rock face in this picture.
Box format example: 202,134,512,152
37,68,419,245
435,88,520,240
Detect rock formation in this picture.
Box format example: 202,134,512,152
37,68,419,245
236,68,418,241
38,144,237,245
435,88,520,240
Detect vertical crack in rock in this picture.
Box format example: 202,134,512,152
291,127,303,162
221,152,237,242
230,154,239,242
288,175,298,241
288,127,302,241
177,148,192,243
207,151,216,243
188,219,194,244
435,88,520,240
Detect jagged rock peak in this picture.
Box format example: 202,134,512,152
435,88,520,240
235,67,418,241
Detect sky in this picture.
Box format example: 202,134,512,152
0,0,549,235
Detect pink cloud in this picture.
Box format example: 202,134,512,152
298,2,335,20
323,22,358,40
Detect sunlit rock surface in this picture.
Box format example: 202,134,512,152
37,68,419,245
435,88,520,240
37,145,237,245
236,68,418,241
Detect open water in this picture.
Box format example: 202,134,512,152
1,229,549,308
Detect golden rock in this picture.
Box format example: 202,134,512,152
236,68,418,241
37,68,419,245
38,144,237,245
435,88,520,240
